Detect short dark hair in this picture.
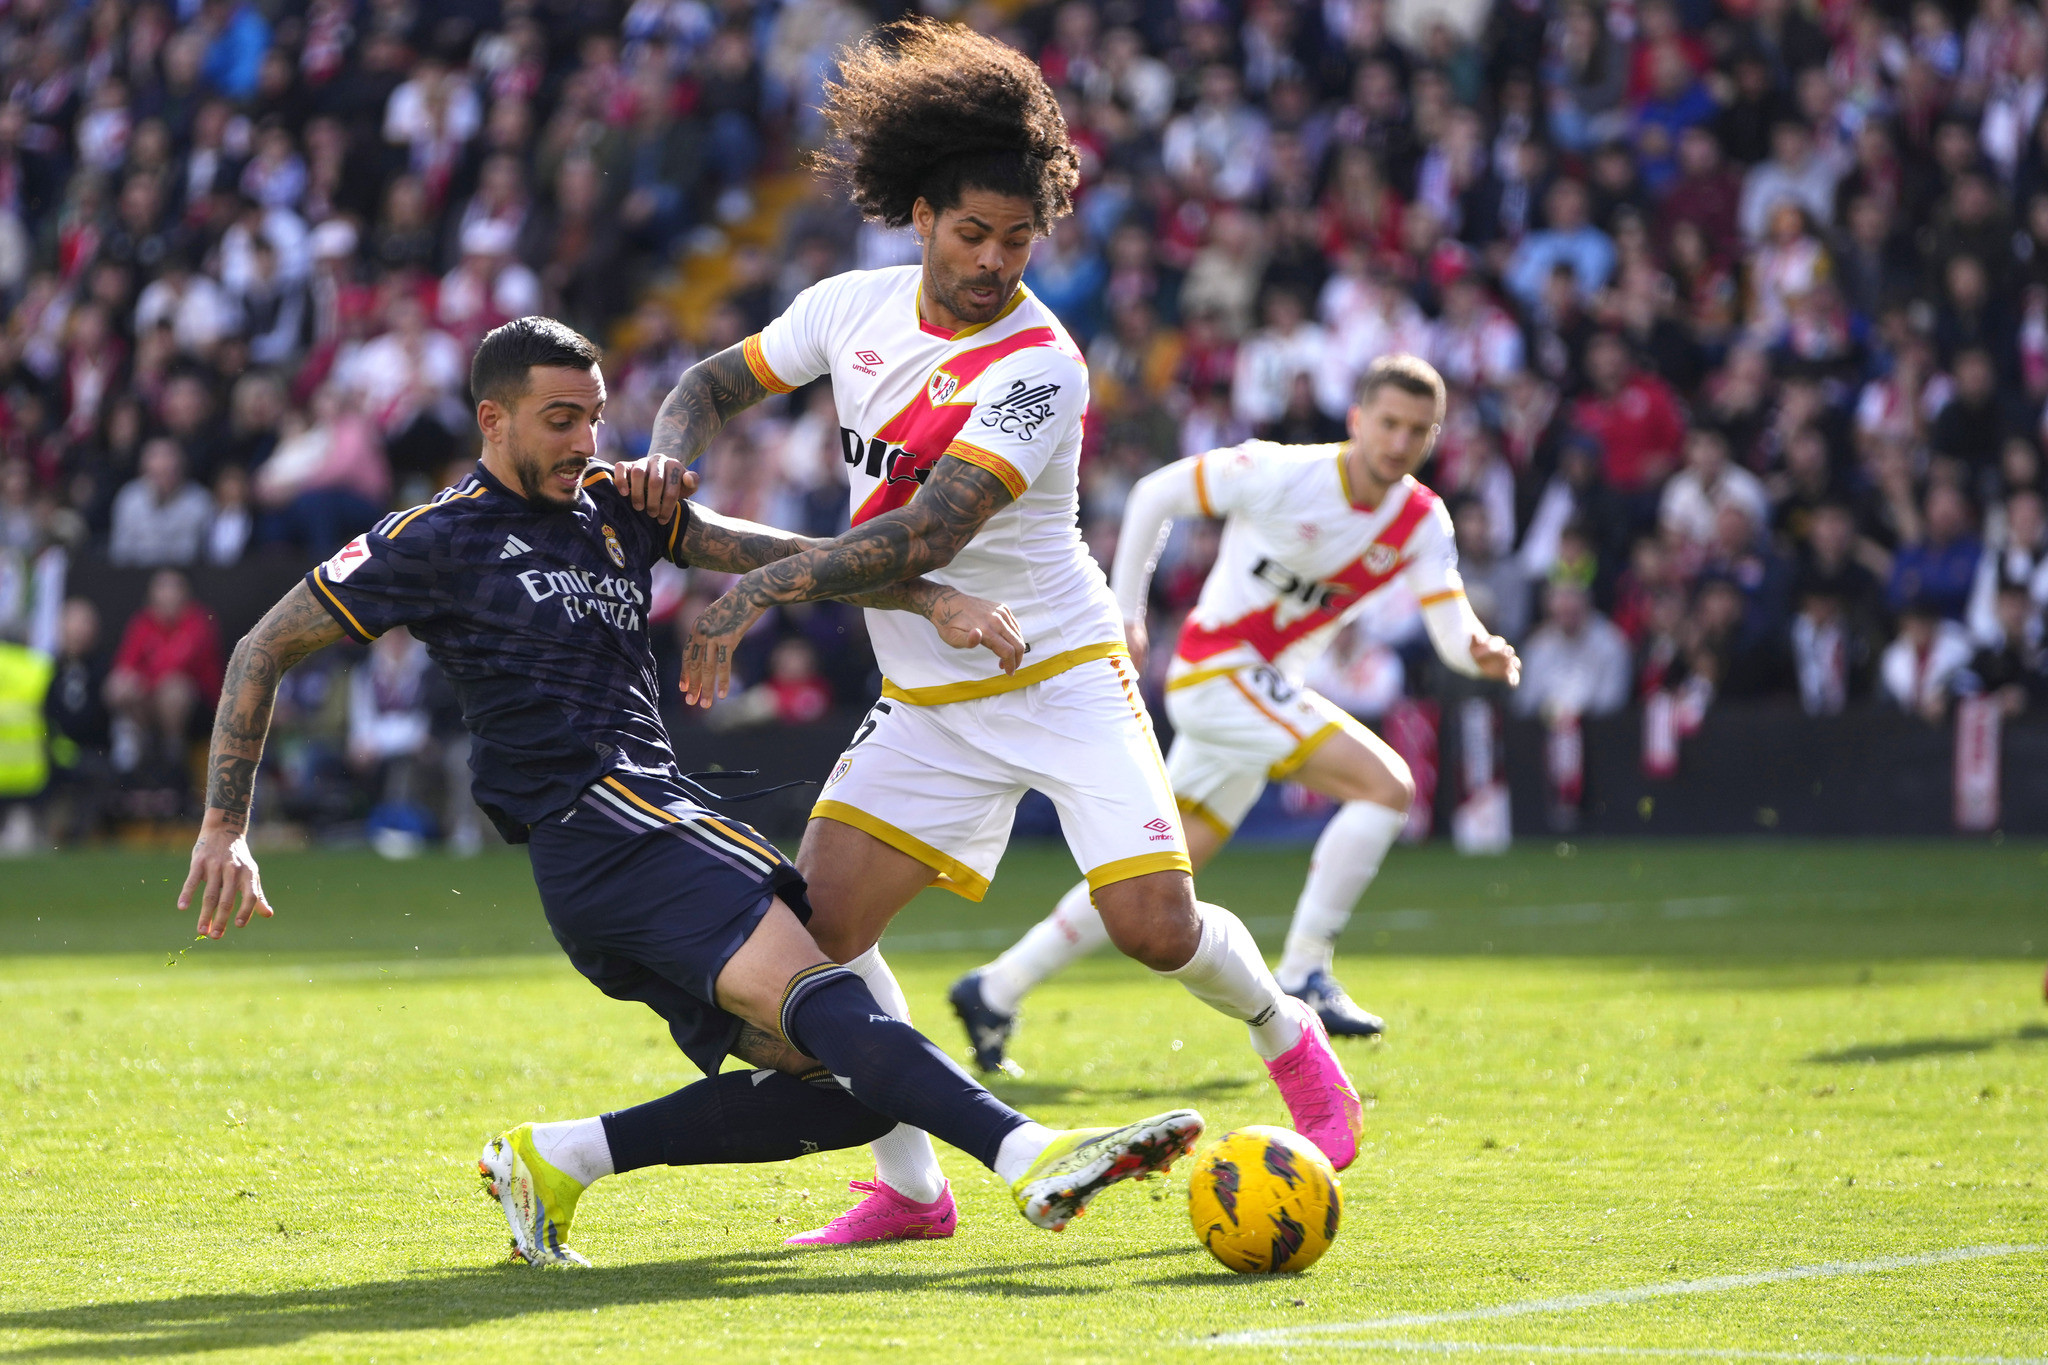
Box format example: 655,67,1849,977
470,316,601,408
818,18,1080,233
1356,354,1447,420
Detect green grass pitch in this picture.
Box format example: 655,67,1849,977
1,837,2043,1362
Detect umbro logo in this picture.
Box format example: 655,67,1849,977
499,535,532,559
855,350,883,366
1144,818,1173,832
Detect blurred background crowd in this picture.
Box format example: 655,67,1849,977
1,0,2046,853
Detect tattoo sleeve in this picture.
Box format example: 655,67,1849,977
647,342,773,468
677,503,967,619
204,582,346,831
715,457,1013,614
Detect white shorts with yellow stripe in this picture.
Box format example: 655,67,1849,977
1162,662,1364,839
811,653,1190,900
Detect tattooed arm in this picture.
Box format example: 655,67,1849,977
613,344,775,524
678,502,1025,673
178,582,347,938
682,456,1014,705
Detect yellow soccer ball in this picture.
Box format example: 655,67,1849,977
1187,1125,1341,1273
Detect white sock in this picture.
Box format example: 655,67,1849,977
846,945,949,1203
528,1117,613,1186
992,1120,1057,1184
979,880,1109,1015
1275,800,1406,991
1157,902,1304,1060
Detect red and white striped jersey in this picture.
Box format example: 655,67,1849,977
1168,441,1461,684
746,265,1123,703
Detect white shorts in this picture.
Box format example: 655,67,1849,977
1162,663,1365,837
811,654,1190,900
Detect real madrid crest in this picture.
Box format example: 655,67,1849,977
927,369,959,405
1364,542,1399,574
602,523,626,568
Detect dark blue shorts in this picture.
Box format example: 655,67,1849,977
526,772,811,1078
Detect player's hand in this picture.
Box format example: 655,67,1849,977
178,813,274,939
1471,633,1521,686
682,583,769,707
614,454,698,524
930,589,1025,674
1123,615,1149,673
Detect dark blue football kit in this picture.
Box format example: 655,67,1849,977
305,458,1024,1176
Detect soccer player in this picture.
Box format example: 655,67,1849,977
177,317,1207,1267
626,19,1363,1247
950,356,1521,1068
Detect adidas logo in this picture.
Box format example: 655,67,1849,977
499,535,532,559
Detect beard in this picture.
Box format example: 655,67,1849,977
930,261,1012,325
509,443,586,508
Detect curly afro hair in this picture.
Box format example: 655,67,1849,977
818,18,1080,234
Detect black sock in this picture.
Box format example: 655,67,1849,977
779,965,1027,1170
599,1067,895,1173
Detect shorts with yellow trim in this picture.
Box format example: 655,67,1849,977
529,771,811,1079
812,655,1189,900
1163,664,1366,833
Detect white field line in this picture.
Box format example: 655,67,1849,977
1283,1340,2048,1365
1204,1243,2047,1347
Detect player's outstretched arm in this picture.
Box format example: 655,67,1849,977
627,344,774,522
678,503,1024,671
681,457,1013,705
179,582,346,939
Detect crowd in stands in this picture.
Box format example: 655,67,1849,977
3,0,2048,849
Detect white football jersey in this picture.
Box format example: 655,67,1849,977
748,265,1122,703
1169,442,1462,684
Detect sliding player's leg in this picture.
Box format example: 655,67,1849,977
1269,711,1412,1036
1034,658,1364,1170
717,898,1203,1232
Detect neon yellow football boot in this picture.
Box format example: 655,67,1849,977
1010,1108,1204,1230
478,1124,591,1266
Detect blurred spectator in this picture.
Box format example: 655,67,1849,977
1453,498,1530,642
1514,581,1633,719
1880,598,1975,720
104,569,220,788
1233,288,1325,430
1570,332,1686,503
1505,178,1615,306
1887,483,1983,620
1661,427,1769,556
1954,575,2047,714
42,598,112,842
108,439,212,567
1739,121,1843,244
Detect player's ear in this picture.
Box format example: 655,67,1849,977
911,197,935,243
476,397,508,446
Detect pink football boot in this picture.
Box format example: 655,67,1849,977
1264,999,1364,1170
784,1179,957,1246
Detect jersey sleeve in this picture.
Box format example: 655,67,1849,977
305,520,445,643
1402,496,1466,608
581,462,698,569
1184,441,1271,519
942,346,1088,498
746,278,840,396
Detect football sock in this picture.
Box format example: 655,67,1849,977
1275,800,1405,991
846,945,949,1204
992,1121,1058,1185
528,1116,614,1186
598,1068,894,1174
979,880,1108,1015
1157,902,1304,1060
781,965,1027,1170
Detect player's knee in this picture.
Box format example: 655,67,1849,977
1372,754,1416,813
1095,872,1201,972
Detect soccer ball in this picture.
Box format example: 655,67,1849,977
1187,1125,1341,1273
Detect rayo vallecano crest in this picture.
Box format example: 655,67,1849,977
928,369,959,405
1364,542,1399,575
